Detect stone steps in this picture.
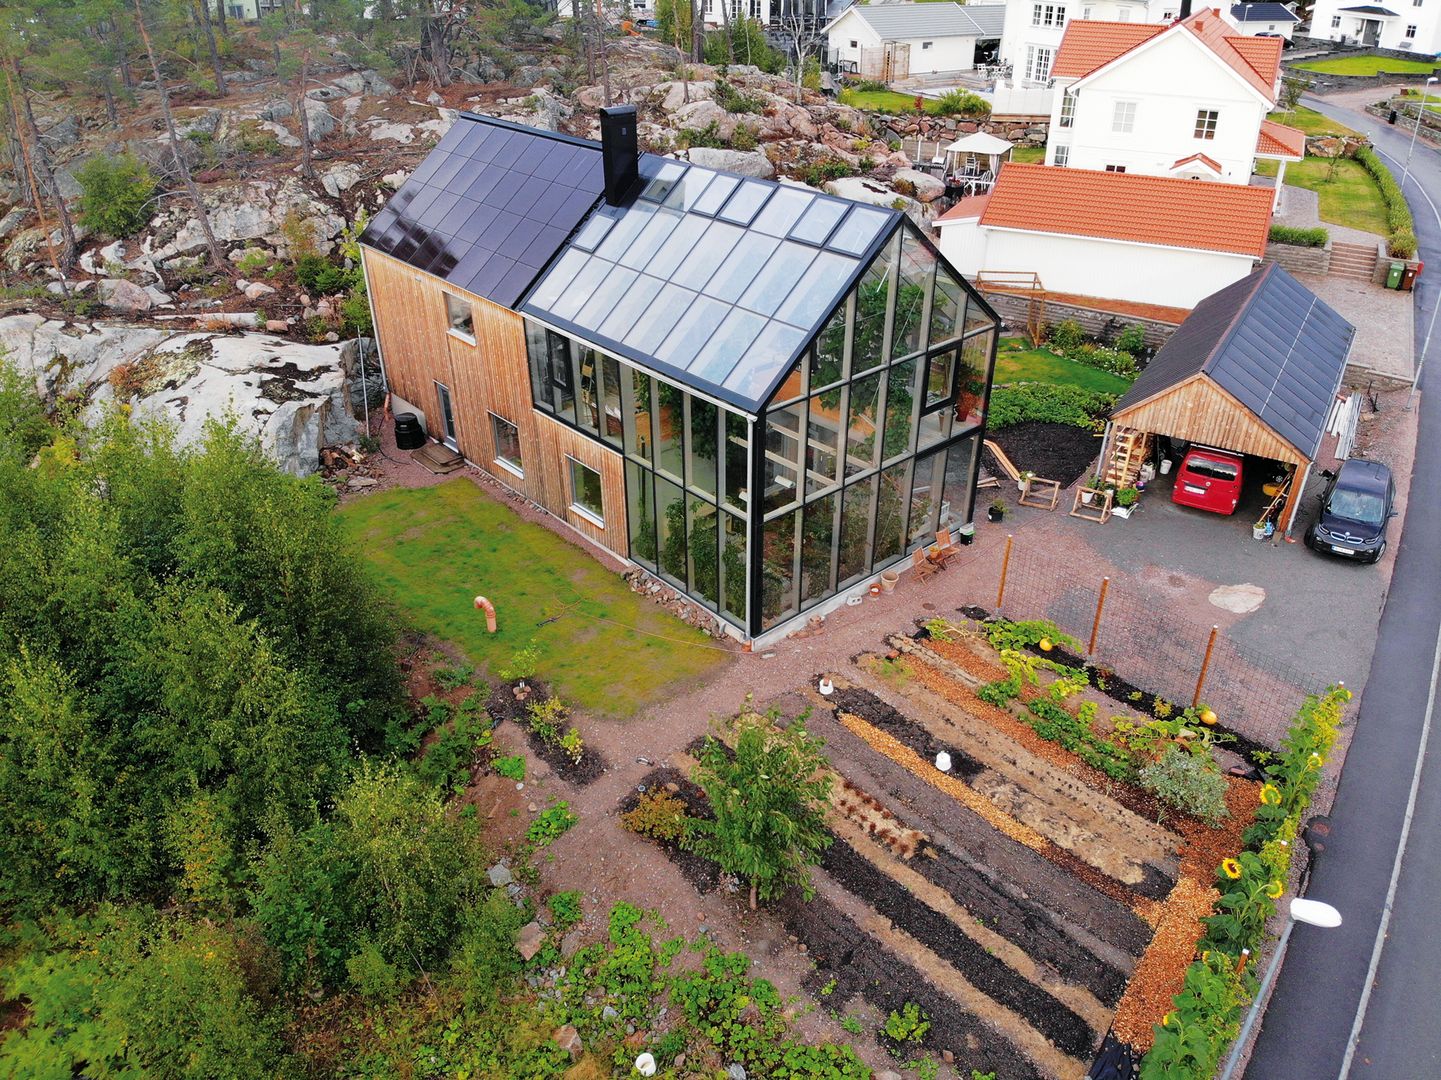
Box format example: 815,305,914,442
1331,241,1380,280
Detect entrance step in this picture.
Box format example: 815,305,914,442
1330,241,1379,281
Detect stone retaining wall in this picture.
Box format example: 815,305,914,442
1287,45,1441,94
884,113,1048,148
979,291,1179,349
1264,238,1332,275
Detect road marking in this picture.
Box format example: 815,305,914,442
1337,615,1441,1080
1371,146,1441,398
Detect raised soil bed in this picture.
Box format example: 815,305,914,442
989,422,1102,490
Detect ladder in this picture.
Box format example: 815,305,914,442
1104,426,1152,489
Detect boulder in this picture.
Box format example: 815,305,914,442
301,98,337,141
244,282,277,300
321,162,363,198
0,207,29,241
257,119,301,148
656,80,716,113
683,146,775,179
40,113,80,149
95,278,155,313
824,175,906,208
672,98,732,136
891,167,946,203
163,178,346,256
258,98,294,122
551,1025,583,1061
330,69,393,97
487,862,513,887
381,170,409,190
516,921,545,961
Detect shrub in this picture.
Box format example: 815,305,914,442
451,888,529,1004
621,787,691,843
1388,229,1418,258
882,1002,931,1048
852,78,887,92
678,121,727,149
548,889,583,929
1047,319,1085,352
0,356,50,463
1355,146,1416,262
1138,745,1229,824
346,938,404,1000
933,89,990,117
714,78,765,115
798,158,857,187
731,122,758,151
527,802,577,846
987,383,1117,430
493,754,526,781
75,153,157,238
293,252,332,291
1115,323,1148,354
1268,224,1329,248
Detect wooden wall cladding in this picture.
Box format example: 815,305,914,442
1112,375,1305,465
363,247,628,556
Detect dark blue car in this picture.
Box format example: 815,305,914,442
1305,458,1396,564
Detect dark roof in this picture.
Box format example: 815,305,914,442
1230,3,1300,22
520,157,898,412
1337,5,1400,14
1114,264,1354,460
359,113,603,309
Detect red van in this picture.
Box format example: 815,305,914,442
1171,447,1244,515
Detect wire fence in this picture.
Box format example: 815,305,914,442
986,538,1331,749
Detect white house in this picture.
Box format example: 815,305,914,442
1228,2,1301,40
1043,9,1303,189
825,3,1006,78
996,0,1180,88
1306,0,1441,51
933,162,1274,308
209,0,283,20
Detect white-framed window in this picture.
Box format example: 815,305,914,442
1031,3,1067,26
490,412,523,477
444,292,474,342
1025,44,1054,82
748,0,759,17
1112,100,1137,133
1059,90,1076,127
922,40,933,49
1082,5,1093,17
1194,108,1219,140
1414,0,1423,8
1117,7,1130,19
1331,14,1341,26
1105,164,1127,172
568,458,605,526
1407,23,1419,35
1054,144,1070,165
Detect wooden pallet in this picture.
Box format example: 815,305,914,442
1069,487,1113,523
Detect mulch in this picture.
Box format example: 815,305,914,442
988,422,1103,489
487,679,608,786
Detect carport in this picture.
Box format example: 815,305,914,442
1102,264,1355,535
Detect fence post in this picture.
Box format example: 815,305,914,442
1194,625,1220,707
996,534,1014,610
1089,576,1109,656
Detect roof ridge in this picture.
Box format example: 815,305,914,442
457,109,600,150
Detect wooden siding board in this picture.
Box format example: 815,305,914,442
362,246,629,558
1111,375,1305,465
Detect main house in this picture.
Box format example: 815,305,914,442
360,107,1000,643
1043,8,1304,186
1307,0,1441,50
996,0,1181,88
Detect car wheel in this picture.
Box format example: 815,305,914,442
1304,527,1316,550
1368,542,1387,565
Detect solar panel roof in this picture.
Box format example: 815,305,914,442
1115,264,1354,460
359,113,604,310
521,155,899,412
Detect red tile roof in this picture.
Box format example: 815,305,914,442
978,162,1275,258
1051,21,1167,79
1257,119,1307,158
1172,153,1225,172
935,193,991,222
1052,10,1280,103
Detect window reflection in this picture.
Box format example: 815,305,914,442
763,402,805,514
891,232,935,360
845,372,882,478
909,449,946,549
957,330,992,430
761,510,798,630
884,359,919,461
655,381,685,480
805,389,842,497
626,459,657,568
687,495,720,609
724,411,749,513
600,354,623,447
874,460,911,566
656,475,686,586
800,493,837,605
687,397,719,498
837,476,875,586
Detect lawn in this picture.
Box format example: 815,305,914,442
838,87,982,116
1010,145,1045,164
1280,156,1389,235
1293,55,1439,76
338,478,730,717
993,337,1134,394
1268,105,1357,137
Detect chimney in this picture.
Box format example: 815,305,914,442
1179,0,1192,18
599,105,639,206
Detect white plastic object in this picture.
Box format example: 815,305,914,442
935,751,952,773
818,677,835,696
635,1052,657,1076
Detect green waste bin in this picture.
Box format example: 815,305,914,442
1388,261,1405,289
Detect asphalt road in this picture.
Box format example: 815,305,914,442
1245,97,1441,1079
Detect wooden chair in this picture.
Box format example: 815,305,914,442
911,547,939,582
1019,475,1061,511
933,528,960,564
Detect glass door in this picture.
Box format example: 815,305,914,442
435,382,458,450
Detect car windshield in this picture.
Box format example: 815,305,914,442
1185,456,1238,482
1328,487,1386,526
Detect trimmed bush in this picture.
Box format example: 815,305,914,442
1355,145,1417,260
933,89,990,117
1268,224,1329,248
1388,229,1418,259
75,153,157,238
1138,745,1229,825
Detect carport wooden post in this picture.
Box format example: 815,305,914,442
1194,625,1220,707
1283,462,1311,537
1089,576,1110,655
997,534,1014,610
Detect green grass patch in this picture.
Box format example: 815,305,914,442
337,478,729,717
1293,55,1439,76
1282,156,1389,236
838,87,952,116
1010,145,1045,164
1268,106,1357,137
993,338,1134,395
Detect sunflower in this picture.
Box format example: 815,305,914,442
1221,858,1243,879
1265,880,1284,900
1259,784,1281,806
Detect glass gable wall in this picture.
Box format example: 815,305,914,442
525,218,997,639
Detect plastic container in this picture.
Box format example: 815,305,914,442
1387,261,1405,289
394,413,426,450
1402,262,1422,291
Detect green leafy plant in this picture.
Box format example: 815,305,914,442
1268,223,1329,248
933,88,990,117
714,78,766,114
1047,319,1085,352
493,754,526,781
1138,744,1229,824
987,383,1118,431
499,639,540,682
620,787,691,843
1115,323,1148,354
882,1001,931,1047
526,802,577,846
548,889,583,930
75,153,157,238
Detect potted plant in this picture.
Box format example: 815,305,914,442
1112,486,1140,518
988,498,1007,522
1018,469,1034,493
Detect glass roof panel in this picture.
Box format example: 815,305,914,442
670,220,746,291
569,211,617,253
738,241,817,318
689,309,767,386
523,247,587,311
641,160,687,202
655,295,730,370
718,180,774,225
645,213,709,280
597,273,665,342
574,265,640,328
774,251,858,328
618,207,687,271
723,323,808,400
629,282,698,355
828,206,893,255
595,199,658,262
692,173,740,216
548,258,611,321
663,168,721,212
789,197,849,245
704,231,781,304
751,187,815,237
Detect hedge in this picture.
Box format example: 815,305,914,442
1355,146,1417,259
1138,686,1350,1079
1268,224,1329,249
